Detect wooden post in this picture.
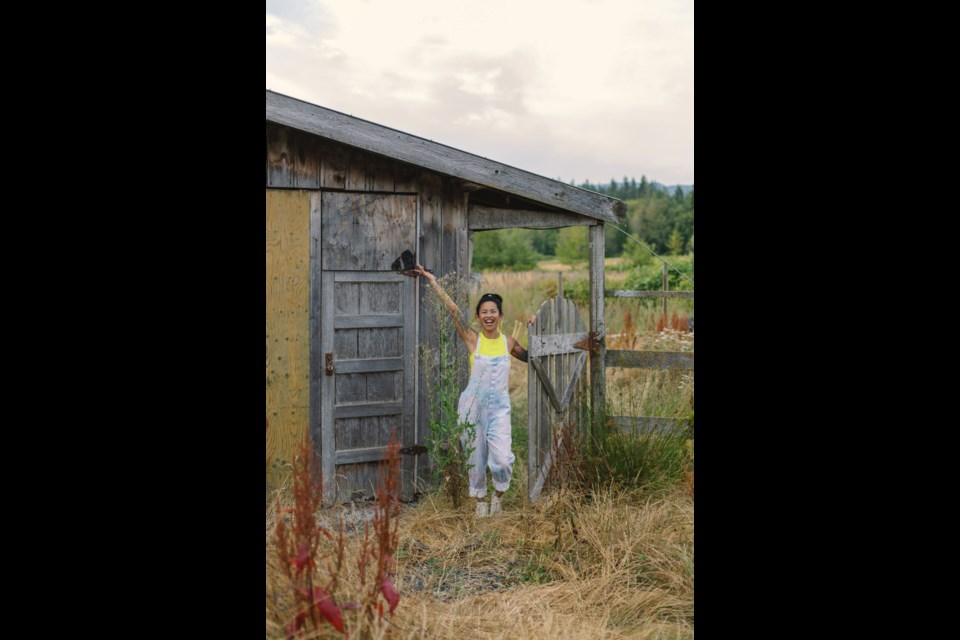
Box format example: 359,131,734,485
589,224,606,436
662,262,668,320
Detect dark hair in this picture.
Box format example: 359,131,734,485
476,293,503,316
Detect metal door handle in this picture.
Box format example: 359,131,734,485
325,352,334,376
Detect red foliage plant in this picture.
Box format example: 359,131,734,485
358,428,402,619
275,437,344,637
275,429,404,637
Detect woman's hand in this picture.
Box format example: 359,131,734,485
416,264,436,284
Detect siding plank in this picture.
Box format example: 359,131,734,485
320,193,417,271
334,402,403,419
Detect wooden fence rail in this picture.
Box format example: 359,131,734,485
600,271,693,438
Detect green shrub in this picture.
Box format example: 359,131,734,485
623,255,694,292
472,229,538,271
581,409,693,493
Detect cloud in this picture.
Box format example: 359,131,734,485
266,0,694,184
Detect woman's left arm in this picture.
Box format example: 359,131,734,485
507,336,529,363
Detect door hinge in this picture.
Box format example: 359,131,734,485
573,331,605,352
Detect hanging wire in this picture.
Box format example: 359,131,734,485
609,223,695,287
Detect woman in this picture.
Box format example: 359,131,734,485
416,264,533,516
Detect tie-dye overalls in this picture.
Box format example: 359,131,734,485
457,333,516,498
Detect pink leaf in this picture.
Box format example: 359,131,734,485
313,587,345,634
381,577,400,615
295,543,310,576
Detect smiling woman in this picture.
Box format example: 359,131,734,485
416,264,533,517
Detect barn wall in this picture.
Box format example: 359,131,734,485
267,122,419,193
266,123,475,496
266,189,312,491
414,174,472,490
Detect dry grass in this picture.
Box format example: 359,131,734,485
268,486,693,639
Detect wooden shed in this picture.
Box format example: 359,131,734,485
266,89,626,502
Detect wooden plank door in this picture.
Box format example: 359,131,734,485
317,192,418,503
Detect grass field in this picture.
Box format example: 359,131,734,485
267,260,694,638
267,483,693,639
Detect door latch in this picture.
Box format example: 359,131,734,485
325,352,334,376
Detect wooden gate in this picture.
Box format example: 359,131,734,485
527,294,589,502
316,192,418,503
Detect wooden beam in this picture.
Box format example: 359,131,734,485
335,446,389,465
266,90,626,224
333,314,404,329
589,224,606,429
606,350,695,371
334,402,403,419
606,290,695,298
334,272,406,283
334,357,404,374
309,193,322,487
528,332,591,357
468,205,596,230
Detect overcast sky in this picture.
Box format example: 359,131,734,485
266,0,693,187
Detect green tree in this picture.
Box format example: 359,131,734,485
529,228,559,256
638,175,649,197
471,229,537,271
623,237,655,267
667,229,684,255
556,226,589,267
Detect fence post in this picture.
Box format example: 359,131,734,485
662,262,668,320
589,224,606,442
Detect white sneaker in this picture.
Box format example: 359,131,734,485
475,500,489,517
490,495,502,515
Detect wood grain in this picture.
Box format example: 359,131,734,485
320,193,417,271
468,205,595,230
266,189,311,491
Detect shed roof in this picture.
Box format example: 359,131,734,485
266,90,626,224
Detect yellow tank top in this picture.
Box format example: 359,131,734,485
469,331,508,372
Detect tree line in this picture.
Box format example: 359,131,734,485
472,176,694,270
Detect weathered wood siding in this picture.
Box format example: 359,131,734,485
320,193,417,271
266,189,311,491
415,174,472,491
267,123,419,193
